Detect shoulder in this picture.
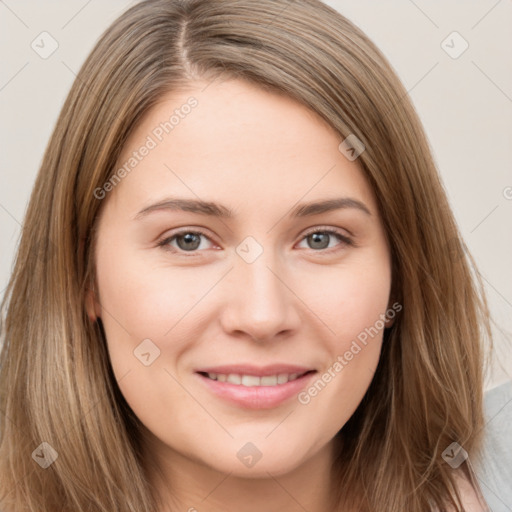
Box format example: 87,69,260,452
450,470,488,512
472,378,512,511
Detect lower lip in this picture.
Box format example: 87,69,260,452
195,372,317,410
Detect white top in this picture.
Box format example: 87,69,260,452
474,379,512,511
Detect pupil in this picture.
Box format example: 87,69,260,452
175,232,330,251
178,233,200,251
310,232,329,249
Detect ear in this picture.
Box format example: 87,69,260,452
384,315,395,328
384,298,398,328
85,284,101,321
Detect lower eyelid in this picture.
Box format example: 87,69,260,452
158,228,353,254
297,230,352,249
159,230,215,252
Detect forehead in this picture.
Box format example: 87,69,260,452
107,79,377,216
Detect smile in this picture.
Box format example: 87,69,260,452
200,371,311,387
195,367,317,409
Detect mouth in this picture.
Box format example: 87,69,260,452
197,370,315,387
194,366,317,409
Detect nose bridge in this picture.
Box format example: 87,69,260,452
219,239,298,340
240,252,283,307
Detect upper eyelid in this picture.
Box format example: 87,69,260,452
302,225,352,238
160,226,352,250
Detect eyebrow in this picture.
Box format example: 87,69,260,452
134,196,371,220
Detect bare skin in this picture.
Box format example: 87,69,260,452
86,78,484,511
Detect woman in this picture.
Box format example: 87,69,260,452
0,0,502,510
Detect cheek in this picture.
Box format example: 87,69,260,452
302,258,390,392
95,244,212,341
94,248,205,422
297,259,392,432
319,259,392,350
94,246,227,406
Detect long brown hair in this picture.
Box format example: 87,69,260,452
0,0,492,510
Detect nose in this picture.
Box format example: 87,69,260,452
218,249,301,343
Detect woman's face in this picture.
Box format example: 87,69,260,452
88,78,393,478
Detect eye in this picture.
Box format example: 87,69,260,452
296,227,353,253
157,229,216,254
157,226,354,256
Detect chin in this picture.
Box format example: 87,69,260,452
214,456,303,479
198,437,316,479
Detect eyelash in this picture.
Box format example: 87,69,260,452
156,226,355,256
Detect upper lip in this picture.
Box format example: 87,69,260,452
195,364,316,377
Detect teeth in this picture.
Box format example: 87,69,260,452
277,373,289,384
227,374,242,385
260,375,278,386
204,372,305,386
241,375,260,387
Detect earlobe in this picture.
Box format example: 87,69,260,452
384,298,398,328
85,285,101,321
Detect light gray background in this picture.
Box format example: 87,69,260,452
1,1,511,389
